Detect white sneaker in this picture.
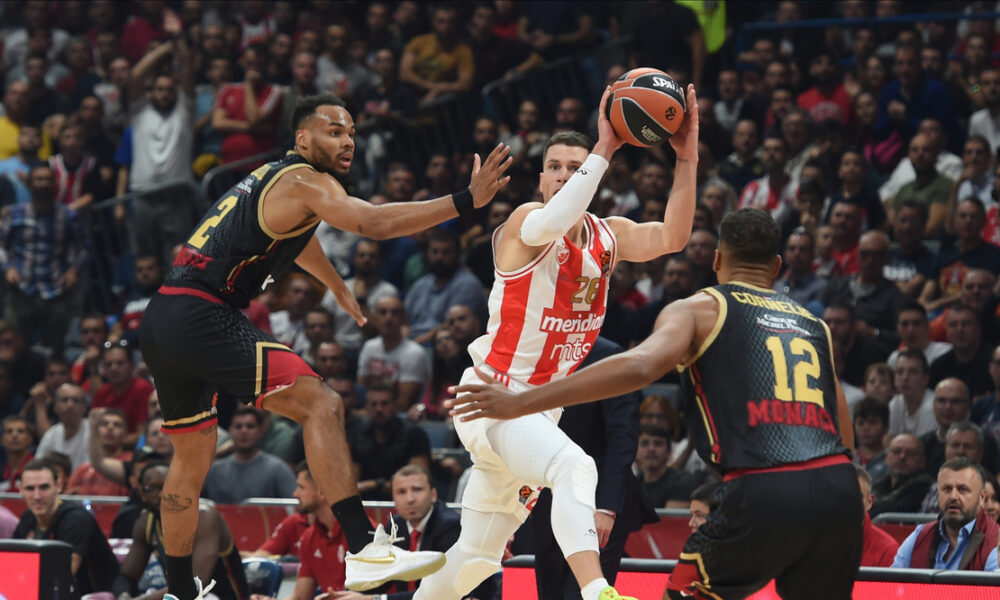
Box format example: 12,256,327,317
344,521,446,591
164,576,217,600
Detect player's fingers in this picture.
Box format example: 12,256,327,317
485,144,510,172
472,153,481,174
484,142,504,168
598,85,611,120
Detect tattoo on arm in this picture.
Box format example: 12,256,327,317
161,494,194,513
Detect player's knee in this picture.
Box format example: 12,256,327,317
547,444,597,508
300,385,344,425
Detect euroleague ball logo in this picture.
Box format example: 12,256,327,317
665,106,677,121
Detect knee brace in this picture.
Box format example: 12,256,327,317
545,442,598,510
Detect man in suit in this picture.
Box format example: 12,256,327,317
530,337,659,599
332,464,496,600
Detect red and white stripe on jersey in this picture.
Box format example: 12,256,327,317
468,212,617,386
51,154,98,206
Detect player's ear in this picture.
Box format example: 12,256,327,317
770,255,782,278
295,128,309,151
712,249,722,273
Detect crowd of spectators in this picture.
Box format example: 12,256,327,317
4,0,1000,594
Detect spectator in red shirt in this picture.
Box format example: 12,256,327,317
798,51,853,127
67,407,131,496
212,43,283,165
0,415,34,492
856,464,900,567
91,341,153,445
828,201,862,277
253,462,358,599
119,2,172,64
247,460,325,559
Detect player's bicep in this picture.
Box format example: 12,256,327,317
297,177,372,236
634,301,698,377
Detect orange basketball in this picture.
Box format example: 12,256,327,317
607,68,686,147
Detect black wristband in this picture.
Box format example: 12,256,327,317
452,188,474,217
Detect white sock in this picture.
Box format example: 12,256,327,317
580,577,610,600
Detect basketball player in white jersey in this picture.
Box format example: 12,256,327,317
410,84,699,600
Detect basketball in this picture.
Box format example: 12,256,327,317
606,68,686,147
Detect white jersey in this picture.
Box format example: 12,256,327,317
468,212,618,386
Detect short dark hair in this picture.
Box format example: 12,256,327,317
427,226,460,251
232,405,263,426
22,458,59,483
295,461,311,477
948,302,981,325
718,209,781,265
897,348,929,373
690,482,720,511
639,424,671,441
139,460,170,485
101,407,128,427
940,456,984,486
853,397,889,427
43,452,72,482
896,199,928,223
2,414,28,429
825,302,854,321
292,93,346,130
898,300,927,323
542,131,593,163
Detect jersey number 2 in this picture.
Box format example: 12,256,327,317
188,195,238,249
764,336,823,406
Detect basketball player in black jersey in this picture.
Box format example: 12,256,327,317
449,209,862,600
139,93,512,600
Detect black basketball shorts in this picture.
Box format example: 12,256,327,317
139,286,318,434
665,455,863,600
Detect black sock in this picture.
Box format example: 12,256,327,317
332,495,372,553
164,553,197,599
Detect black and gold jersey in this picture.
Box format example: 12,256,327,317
679,282,848,473
165,152,319,308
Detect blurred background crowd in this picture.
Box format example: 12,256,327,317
3,0,1000,595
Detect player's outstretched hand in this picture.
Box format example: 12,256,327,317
468,143,513,208
594,85,625,159
446,366,526,421
669,84,699,162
